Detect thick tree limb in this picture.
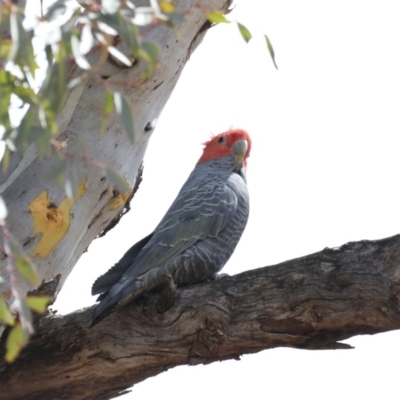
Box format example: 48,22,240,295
2,234,400,400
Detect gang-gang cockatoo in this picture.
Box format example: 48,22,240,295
91,128,251,325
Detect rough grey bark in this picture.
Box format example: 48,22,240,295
2,234,400,400
0,0,231,297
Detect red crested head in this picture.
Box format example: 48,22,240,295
197,129,251,167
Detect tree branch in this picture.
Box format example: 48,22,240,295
2,234,400,400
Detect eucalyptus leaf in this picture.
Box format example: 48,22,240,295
25,296,52,314
105,167,131,192
71,34,91,70
100,91,114,134
0,195,8,220
237,22,252,43
0,298,14,326
15,256,39,286
264,34,278,69
40,59,67,114
45,0,68,22
206,11,230,24
108,46,133,67
160,1,176,14
2,146,10,172
133,7,154,26
5,323,27,363
102,0,121,14
117,13,139,57
79,24,94,55
141,41,159,63
8,12,36,77
113,92,134,143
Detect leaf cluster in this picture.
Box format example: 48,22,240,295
206,10,278,69
0,226,52,362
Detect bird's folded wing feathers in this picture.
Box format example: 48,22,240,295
91,233,153,295
109,176,238,293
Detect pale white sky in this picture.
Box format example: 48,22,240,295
52,1,400,399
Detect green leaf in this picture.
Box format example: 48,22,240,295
117,13,139,57
0,12,10,35
264,34,278,69
15,256,39,286
0,298,14,326
105,167,130,192
113,92,134,143
96,12,121,33
8,12,23,62
17,298,33,329
207,11,230,24
8,11,36,77
141,41,159,64
2,146,10,172
13,84,37,105
40,54,67,115
14,108,34,151
30,125,53,157
160,1,176,13
25,296,52,314
132,7,154,26
107,46,133,67
44,44,54,65
79,24,94,55
67,76,84,90
5,323,28,363
237,22,252,43
102,0,121,14
45,0,68,22
0,195,8,220
100,91,114,134
71,34,91,70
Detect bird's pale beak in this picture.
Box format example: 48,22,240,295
232,139,248,167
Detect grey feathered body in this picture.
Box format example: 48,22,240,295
91,155,249,325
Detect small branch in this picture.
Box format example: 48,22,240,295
2,234,400,400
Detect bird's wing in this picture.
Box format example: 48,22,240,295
112,172,238,289
91,233,153,296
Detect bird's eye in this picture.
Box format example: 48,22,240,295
217,136,225,144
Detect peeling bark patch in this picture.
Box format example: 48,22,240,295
29,179,87,257
109,191,130,211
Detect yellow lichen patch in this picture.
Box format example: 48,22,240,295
108,192,130,211
29,178,87,258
